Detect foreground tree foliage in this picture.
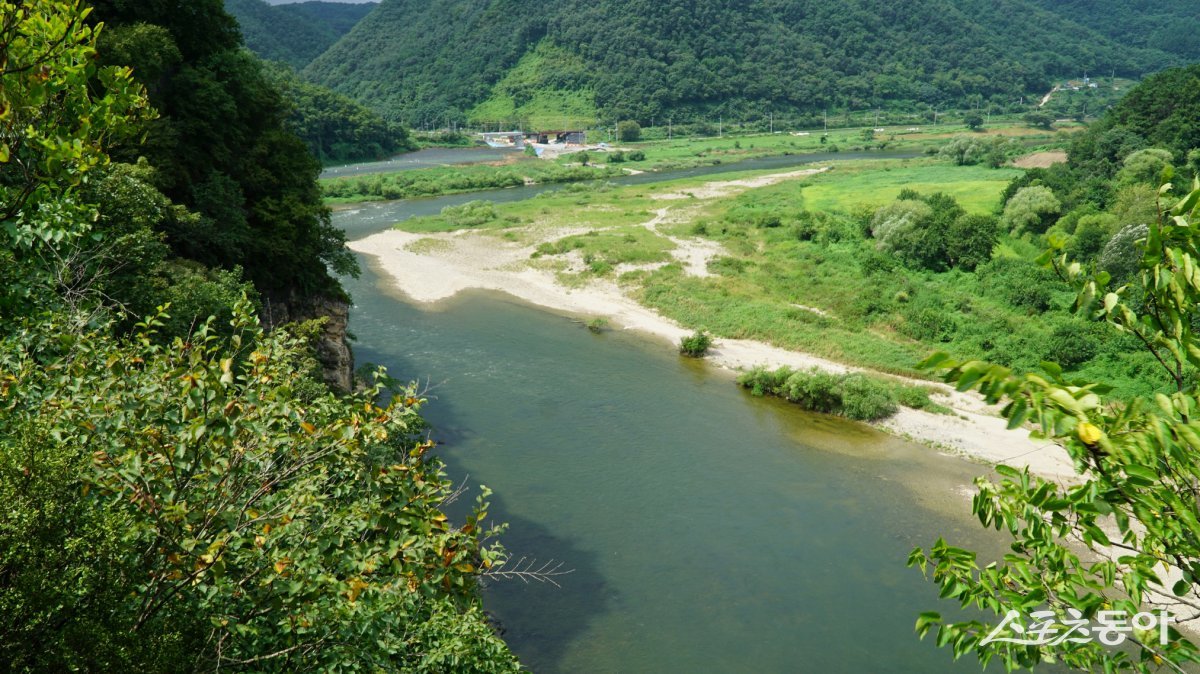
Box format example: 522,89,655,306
910,182,1200,671
0,0,148,319
0,306,518,672
1,2,521,670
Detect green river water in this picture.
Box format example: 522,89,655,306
334,155,1015,672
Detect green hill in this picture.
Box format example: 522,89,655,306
225,0,376,68
1026,0,1200,62
303,0,1191,126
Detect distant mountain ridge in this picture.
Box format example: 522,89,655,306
225,0,376,68
1026,0,1200,62
300,0,1194,126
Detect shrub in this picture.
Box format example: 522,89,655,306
737,367,899,421
626,150,646,161
1041,318,1103,369
617,120,641,142
608,151,626,163
679,330,713,357
859,248,900,275
1117,148,1174,187
838,374,900,420
1065,213,1117,262
977,257,1058,312
901,300,958,343
1002,186,1062,235
0,304,518,671
946,214,999,270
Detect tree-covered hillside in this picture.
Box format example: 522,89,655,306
1027,0,1200,62
94,0,353,300
265,64,416,163
225,0,376,68
304,0,1188,126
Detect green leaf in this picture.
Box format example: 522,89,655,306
915,612,941,639
1124,464,1159,486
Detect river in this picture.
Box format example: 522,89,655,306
334,152,1011,672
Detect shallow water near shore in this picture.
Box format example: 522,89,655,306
333,164,1027,670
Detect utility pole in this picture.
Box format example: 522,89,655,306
770,112,774,134
668,118,673,140
823,109,827,133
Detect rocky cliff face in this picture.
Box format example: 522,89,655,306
262,292,354,392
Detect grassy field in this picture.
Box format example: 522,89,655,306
798,163,1022,214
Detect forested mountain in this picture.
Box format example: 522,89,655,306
304,0,1190,126
225,0,377,68
265,64,416,163
1027,0,1200,62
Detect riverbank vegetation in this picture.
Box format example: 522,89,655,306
902,64,1200,671
738,367,948,420
322,159,625,203
0,1,520,670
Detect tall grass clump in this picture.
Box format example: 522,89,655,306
679,330,713,357
440,200,498,227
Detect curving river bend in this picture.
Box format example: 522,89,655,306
333,152,1009,672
